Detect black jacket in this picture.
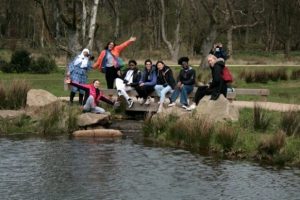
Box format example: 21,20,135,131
209,58,227,100
177,66,196,85
121,67,141,87
156,65,176,89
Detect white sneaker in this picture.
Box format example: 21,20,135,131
186,103,196,111
168,102,176,107
181,105,188,109
128,98,134,108
144,97,151,105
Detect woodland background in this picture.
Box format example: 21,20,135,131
1,0,300,66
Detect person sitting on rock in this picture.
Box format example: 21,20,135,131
154,60,176,113
114,59,141,108
135,59,157,105
187,54,227,111
168,57,195,109
65,78,119,114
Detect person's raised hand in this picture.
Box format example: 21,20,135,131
129,36,136,42
65,78,71,84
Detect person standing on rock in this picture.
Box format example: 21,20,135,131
187,54,227,111
93,37,137,89
65,78,119,114
68,48,93,105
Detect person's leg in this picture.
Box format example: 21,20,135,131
159,85,172,104
83,95,94,112
135,86,147,99
169,88,180,104
180,85,194,106
78,93,84,105
194,86,208,105
154,85,163,97
91,106,106,114
105,67,115,89
69,86,78,104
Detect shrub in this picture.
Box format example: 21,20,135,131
30,56,57,74
38,102,65,135
0,62,15,73
0,80,31,109
280,110,300,137
290,69,300,80
253,104,272,131
277,68,288,80
244,71,255,83
258,131,286,155
215,125,237,150
10,50,31,73
0,83,6,108
254,70,268,83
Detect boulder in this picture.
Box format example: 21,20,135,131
194,95,239,122
26,89,58,107
72,129,122,137
0,110,26,119
77,112,111,127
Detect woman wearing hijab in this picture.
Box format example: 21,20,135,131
93,37,136,89
68,48,93,105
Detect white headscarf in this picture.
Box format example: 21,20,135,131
74,48,89,68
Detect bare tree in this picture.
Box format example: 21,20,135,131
160,0,184,62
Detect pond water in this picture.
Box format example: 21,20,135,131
0,121,299,200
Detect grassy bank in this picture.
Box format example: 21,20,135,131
1,65,300,103
143,108,300,167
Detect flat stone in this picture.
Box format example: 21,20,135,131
26,89,58,107
0,110,26,119
77,112,111,127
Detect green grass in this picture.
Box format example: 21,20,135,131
0,65,300,104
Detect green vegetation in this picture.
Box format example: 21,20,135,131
143,108,300,167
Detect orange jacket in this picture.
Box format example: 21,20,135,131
93,39,134,70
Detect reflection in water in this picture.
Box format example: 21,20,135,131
0,136,299,200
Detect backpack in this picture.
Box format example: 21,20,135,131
222,66,233,83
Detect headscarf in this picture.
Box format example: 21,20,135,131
74,48,89,68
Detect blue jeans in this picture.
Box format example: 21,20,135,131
154,85,172,104
170,85,194,106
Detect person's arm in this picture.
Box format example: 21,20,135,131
93,50,106,69
113,37,136,55
69,81,90,92
210,65,223,88
129,71,141,87
99,95,114,105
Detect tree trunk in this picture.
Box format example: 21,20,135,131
82,0,87,42
160,0,182,62
227,26,233,58
199,24,218,68
87,0,100,50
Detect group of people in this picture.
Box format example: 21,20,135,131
66,37,228,114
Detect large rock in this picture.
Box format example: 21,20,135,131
194,95,239,122
0,110,26,119
26,89,58,107
77,112,111,127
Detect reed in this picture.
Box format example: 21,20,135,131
253,103,272,131
215,125,237,150
280,110,300,137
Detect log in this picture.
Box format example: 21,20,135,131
72,129,123,137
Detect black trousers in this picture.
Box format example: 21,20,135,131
105,67,119,89
135,85,155,99
194,85,227,105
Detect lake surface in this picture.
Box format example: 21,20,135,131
0,122,299,200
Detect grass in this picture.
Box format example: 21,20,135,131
143,108,300,167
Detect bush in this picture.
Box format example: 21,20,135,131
290,69,300,80
253,104,272,131
0,62,14,73
10,50,31,73
215,125,237,150
30,56,57,74
280,110,300,137
0,83,6,108
5,80,31,109
258,131,286,155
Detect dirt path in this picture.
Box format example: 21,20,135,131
232,101,300,112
